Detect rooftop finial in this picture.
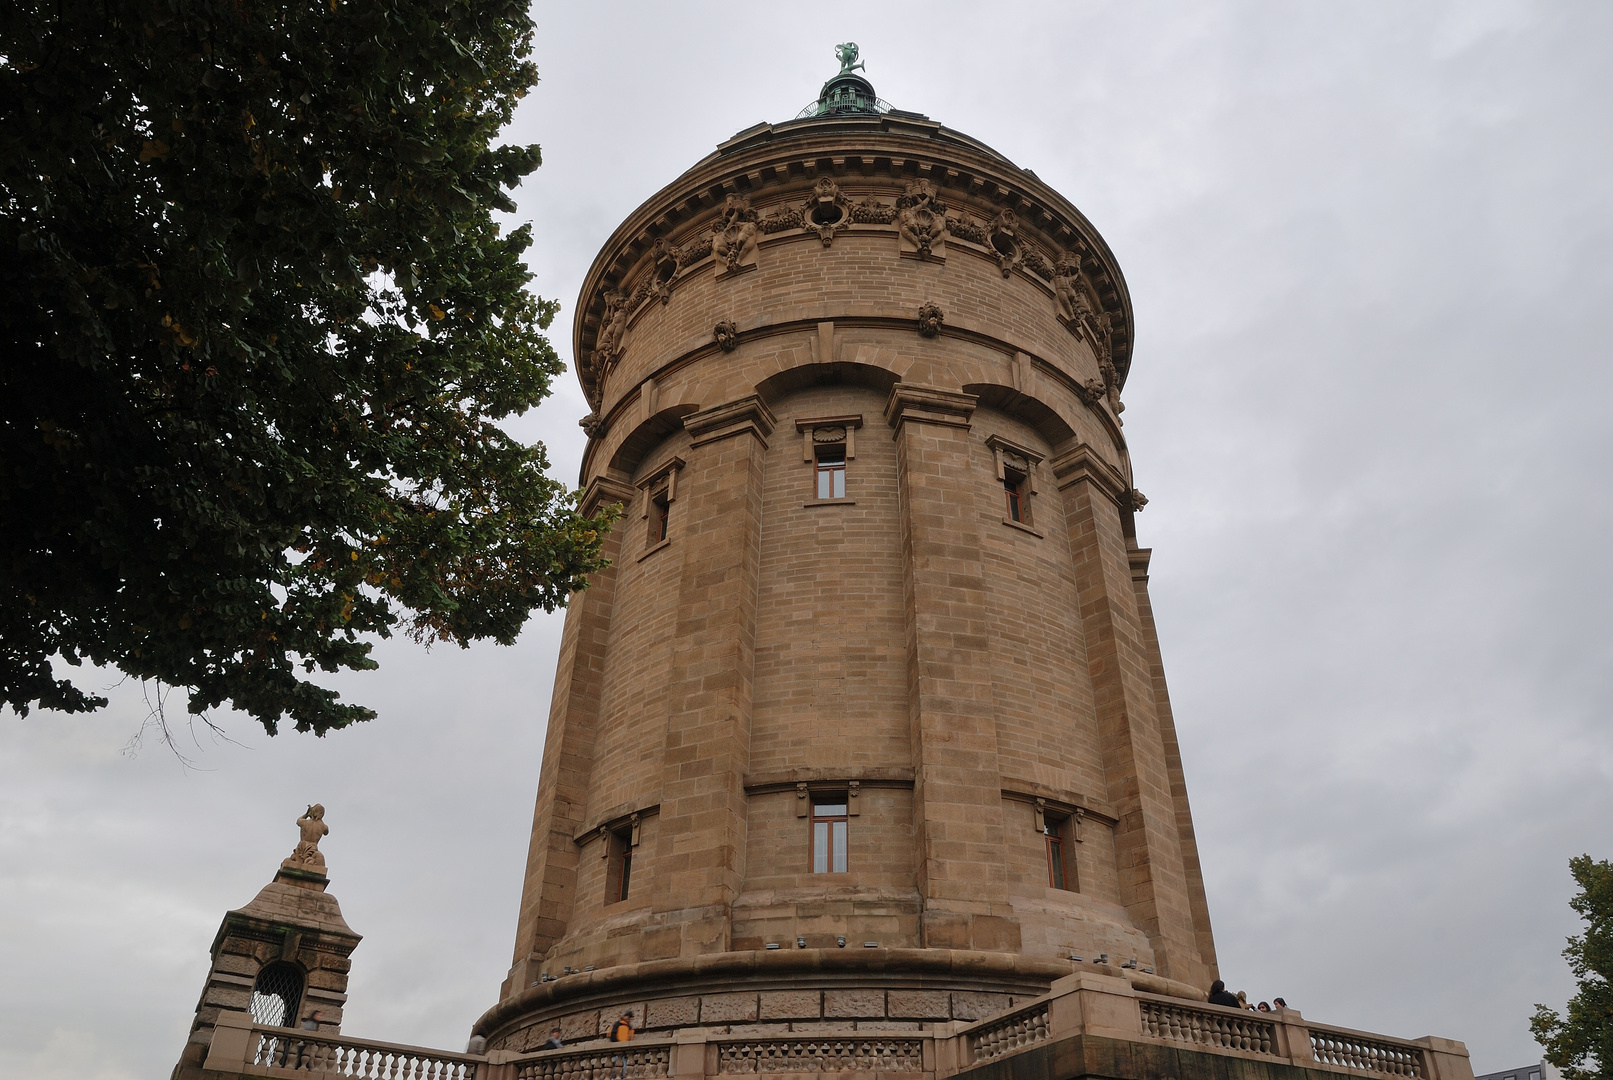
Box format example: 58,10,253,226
835,42,864,75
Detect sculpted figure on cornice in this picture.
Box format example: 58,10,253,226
593,287,629,374
896,178,948,260
710,194,760,276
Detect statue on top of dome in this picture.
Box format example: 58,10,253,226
835,42,864,75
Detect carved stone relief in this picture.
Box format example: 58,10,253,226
579,412,604,439
987,209,1021,277
648,238,679,305
713,319,739,352
1124,488,1148,512
1053,252,1096,327
916,302,944,338
592,288,629,374
710,194,760,277
850,196,896,224
802,176,851,246
896,179,948,260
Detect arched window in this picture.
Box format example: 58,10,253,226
250,962,304,1027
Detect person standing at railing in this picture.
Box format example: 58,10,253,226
610,1010,635,1079
544,1028,565,1050
1208,980,1241,1008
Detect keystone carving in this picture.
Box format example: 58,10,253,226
916,302,944,338
1076,378,1107,408
988,209,1021,277
710,194,760,276
713,319,740,352
1125,488,1148,512
896,179,948,260
579,412,604,439
283,803,329,871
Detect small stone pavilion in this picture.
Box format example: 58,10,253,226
174,47,1477,1080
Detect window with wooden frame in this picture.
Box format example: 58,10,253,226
811,797,849,874
637,456,684,550
601,814,642,904
796,415,863,503
986,434,1045,534
1033,798,1082,892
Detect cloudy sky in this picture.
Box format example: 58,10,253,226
4,3,1611,1077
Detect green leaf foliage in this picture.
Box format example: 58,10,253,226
1,0,614,735
1532,856,1613,1080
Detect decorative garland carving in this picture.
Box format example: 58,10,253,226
916,302,944,338
674,234,712,269
713,319,740,352
947,214,987,246
896,179,948,260
850,196,896,224
758,206,804,234
1019,241,1053,280
710,194,760,276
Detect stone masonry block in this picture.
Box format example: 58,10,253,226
950,992,1012,1021
759,990,822,1021
700,993,758,1024
559,1010,599,1042
886,990,951,1020
824,989,887,1019
646,996,700,1029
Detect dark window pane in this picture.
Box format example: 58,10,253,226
1048,837,1065,889
619,850,632,901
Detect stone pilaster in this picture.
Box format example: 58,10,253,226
1129,545,1218,981
645,397,773,955
1052,443,1205,987
885,384,1020,953
506,476,637,997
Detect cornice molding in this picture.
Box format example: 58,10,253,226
683,394,777,449
1050,442,1130,506
579,475,637,519
883,384,977,431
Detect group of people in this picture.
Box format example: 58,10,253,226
522,1010,637,1078
1208,980,1289,1014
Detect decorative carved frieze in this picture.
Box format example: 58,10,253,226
916,302,944,338
713,319,740,352
896,178,948,260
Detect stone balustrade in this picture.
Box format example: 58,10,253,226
200,969,1473,1080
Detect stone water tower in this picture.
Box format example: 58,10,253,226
475,51,1217,1051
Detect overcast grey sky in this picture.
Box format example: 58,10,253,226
4,3,1611,1078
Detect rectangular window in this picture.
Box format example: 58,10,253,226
1004,473,1028,524
649,491,670,545
812,800,848,873
816,446,846,500
607,826,633,903
1044,814,1076,891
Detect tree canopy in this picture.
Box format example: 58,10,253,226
1532,855,1613,1080
1,0,611,736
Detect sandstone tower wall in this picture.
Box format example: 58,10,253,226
481,109,1215,1053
